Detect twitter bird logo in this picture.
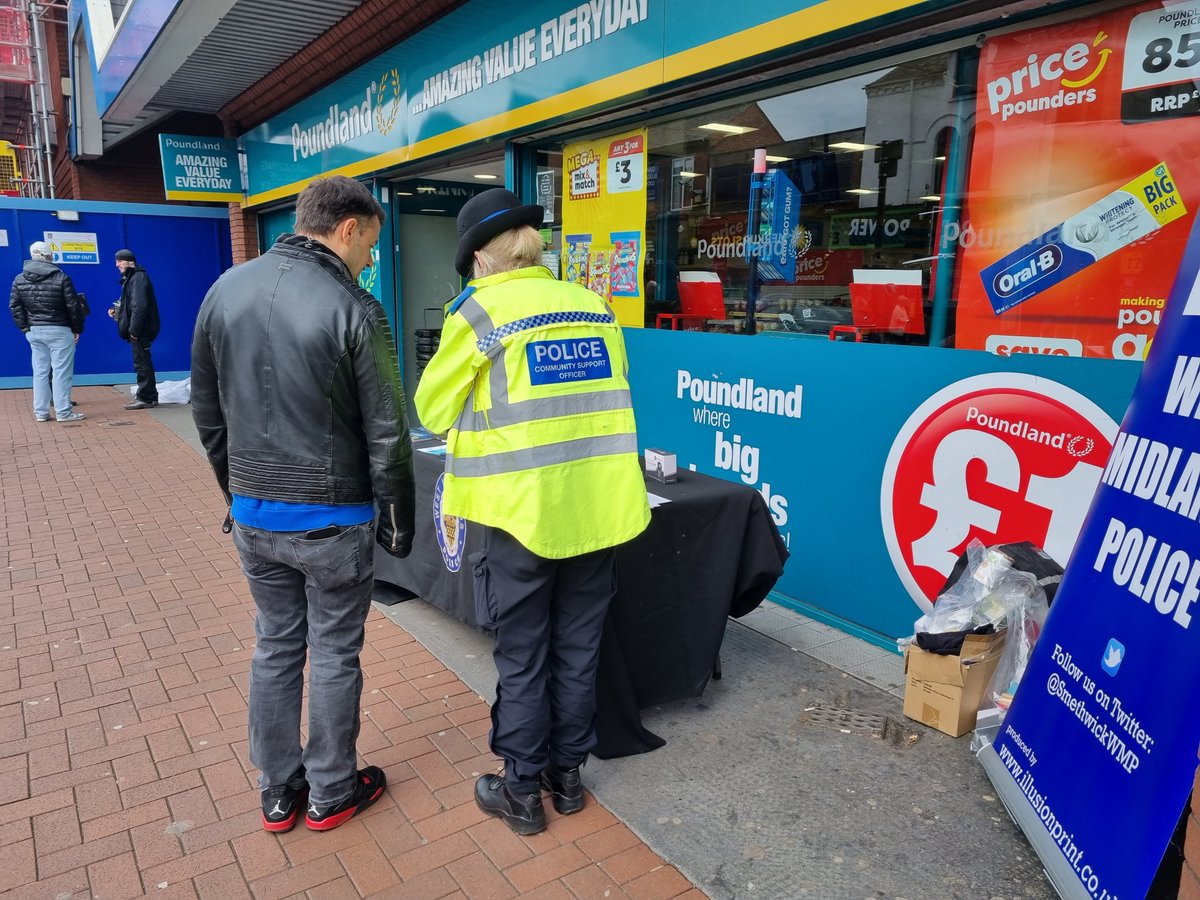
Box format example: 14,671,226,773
1101,638,1125,676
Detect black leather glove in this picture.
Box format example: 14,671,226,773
375,501,413,558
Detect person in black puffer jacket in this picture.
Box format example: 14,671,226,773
9,241,87,422
108,248,161,410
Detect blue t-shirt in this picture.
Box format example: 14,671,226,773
231,495,374,532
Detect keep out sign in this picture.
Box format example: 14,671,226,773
881,374,1119,610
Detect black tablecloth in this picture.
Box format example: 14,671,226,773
376,444,789,757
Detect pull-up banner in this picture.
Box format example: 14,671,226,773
979,211,1200,900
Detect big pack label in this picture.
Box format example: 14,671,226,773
982,162,1187,315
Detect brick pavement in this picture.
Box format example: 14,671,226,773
0,386,703,899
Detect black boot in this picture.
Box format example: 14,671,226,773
540,764,584,815
475,773,546,835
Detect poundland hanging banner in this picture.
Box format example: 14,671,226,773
561,129,647,327
158,135,242,202
752,169,801,283
979,211,1200,899
954,3,1200,361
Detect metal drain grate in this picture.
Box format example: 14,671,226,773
107,420,135,426
803,706,886,733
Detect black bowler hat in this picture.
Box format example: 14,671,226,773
114,249,136,262
454,189,543,277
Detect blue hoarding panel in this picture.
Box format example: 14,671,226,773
987,212,1200,900
1,202,231,385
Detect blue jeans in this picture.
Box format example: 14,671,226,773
26,325,76,419
231,520,376,805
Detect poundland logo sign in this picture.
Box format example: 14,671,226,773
158,134,242,202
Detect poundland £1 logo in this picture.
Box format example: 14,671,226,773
287,69,402,161
881,373,1118,610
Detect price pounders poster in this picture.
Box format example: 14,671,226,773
954,2,1200,361
562,129,648,327
978,210,1200,899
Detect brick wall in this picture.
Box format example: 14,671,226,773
228,204,260,265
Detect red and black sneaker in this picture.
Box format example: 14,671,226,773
261,780,308,833
304,766,387,831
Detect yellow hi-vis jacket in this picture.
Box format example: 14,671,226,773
414,266,650,559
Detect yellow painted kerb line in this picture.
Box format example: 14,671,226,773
244,0,928,208
166,190,244,202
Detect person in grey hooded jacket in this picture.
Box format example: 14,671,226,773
9,241,86,422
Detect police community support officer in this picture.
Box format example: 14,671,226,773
415,188,650,836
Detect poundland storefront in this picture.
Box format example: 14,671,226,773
239,0,1177,646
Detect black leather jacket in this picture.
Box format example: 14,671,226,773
115,266,160,342
10,260,86,332
190,234,415,556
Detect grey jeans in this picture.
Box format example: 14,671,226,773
231,519,375,805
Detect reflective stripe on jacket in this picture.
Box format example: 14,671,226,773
415,266,650,559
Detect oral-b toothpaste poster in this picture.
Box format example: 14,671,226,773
981,162,1187,315
953,3,1200,361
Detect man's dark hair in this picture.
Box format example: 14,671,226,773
295,175,385,237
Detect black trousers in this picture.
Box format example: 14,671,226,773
130,339,157,402
471,526,616,793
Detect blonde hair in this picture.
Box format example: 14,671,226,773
473,225,543,278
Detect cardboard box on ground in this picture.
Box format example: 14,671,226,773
903,629,1008,738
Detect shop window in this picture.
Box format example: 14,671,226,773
638,53,961,343
537,5,1182,363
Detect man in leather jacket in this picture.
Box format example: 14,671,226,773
110,248,161,410
10,241,86,422
191,175,415,833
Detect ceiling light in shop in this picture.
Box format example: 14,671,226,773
473,173,498,180
678,171,703,178
396,191,413,196
420,208,443,213
934,155,946,161
846,188,876,195
699,123,757,135
920,195,942,201
829,141,878,152
764,155,791,163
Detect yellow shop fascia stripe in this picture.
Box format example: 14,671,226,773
244,0,928,208
663,0,923,82
165,190,244,203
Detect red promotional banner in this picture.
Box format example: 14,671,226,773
954,2,1200,362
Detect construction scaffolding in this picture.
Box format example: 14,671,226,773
0,0,58,197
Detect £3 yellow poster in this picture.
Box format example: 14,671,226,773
562,129,647,327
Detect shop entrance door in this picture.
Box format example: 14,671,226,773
397,212,459,401
391,163,502,406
